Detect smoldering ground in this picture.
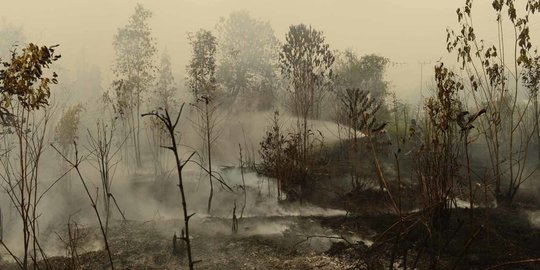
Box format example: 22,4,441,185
0,108,358,263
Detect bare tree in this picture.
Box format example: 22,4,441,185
86,119,128,235
55,214,86,270
190,95,222,214
186,29,221,214
142,105,200,270
0,108,52,269
238,144,247,219
52,142,115,269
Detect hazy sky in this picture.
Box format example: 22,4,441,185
1,0,521,103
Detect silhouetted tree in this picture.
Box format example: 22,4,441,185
335,87,382,189
334,51,389,115
279,24,334,163
142,105,199,270
216,11,279,110
186,29,217,98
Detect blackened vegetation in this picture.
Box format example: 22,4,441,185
335,87,384,190
258,111,327,203
256,1,540,267
3,1,540,269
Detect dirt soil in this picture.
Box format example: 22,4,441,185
1,214,371,270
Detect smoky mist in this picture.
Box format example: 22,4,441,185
1,1,540,269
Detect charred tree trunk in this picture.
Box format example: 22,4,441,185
142,105,199,270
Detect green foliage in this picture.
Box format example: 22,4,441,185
112,3,156,113
113,4,156,80
427,63,463,133
216,11,279,109
279,24,335,119
334,51,389,102
259,111,286,180
0,43,60,116
186,29,218,99
522,55,540,95
112,3,156,168
416,63,464,229
446,0,540,201
54,103,84,151
259,111,325,201
280,24,334,80
336,88,382,134
0,42,59,270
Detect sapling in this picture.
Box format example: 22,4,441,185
239,144,247,219
51,142,115,270
0,43,60,270
86,119,128,235
142,104,200,270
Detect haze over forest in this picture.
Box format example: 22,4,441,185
3,0,518,103
2,0,540,269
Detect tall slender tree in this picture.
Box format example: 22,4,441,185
186,29,217,98
279,24,334,163
148,52,177,180
186,29,220,213
447,0,539,203
112,4,157,168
